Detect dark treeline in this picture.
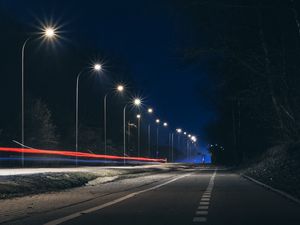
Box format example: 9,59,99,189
174,0,300,164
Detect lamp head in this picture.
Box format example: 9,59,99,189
44,27,56,38
117,85,124,92
94,64,102,71
133,98,141,106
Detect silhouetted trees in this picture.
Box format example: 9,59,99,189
175,0,300,164
25,99,60,149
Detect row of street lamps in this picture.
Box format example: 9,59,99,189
20,25,198,165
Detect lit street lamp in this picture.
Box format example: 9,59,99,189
123,98,141,165
136,114,141,157
171,132,174,162
75,63,102,166
147,108,153,157
176,128,182,151
21,26,57,167
104,84,124,158
155,119,160,157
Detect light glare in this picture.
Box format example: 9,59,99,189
134,98,141,106
94,64,102,71
45,27,55,38
117,85,124,92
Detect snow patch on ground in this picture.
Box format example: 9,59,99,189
86,176,119,186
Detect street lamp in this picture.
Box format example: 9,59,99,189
21,25,57,167
104,84,124,158
146,107,153,157
123,98,141,165
75,63,102,166
136,114,141,157
155,119,160,158
176,128,182,151
171,132,174,162
162,122,169,159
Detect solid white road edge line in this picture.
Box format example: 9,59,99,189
44,173,192,225
242,174,300,205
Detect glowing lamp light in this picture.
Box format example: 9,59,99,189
184,132,187,135
44,27,55,38
148,108,153,114
163,122,168,127
94,64,102,71
191,136,197,142
176,128,182,133
137,114,141,119
156,119,160,124
133,98,141,106
117,85,124,92
188,134,191,138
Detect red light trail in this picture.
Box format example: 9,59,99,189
0,147,167,163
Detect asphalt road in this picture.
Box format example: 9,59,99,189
2,167,300,225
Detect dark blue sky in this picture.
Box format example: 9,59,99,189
0,0,217,139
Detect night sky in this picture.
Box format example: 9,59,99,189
0,0,217,146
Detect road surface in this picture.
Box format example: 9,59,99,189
0,166,299,225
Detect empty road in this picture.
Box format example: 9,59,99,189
1,166,299,225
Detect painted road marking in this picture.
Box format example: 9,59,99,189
44,173,191,225
199,202,210,205
193,170,217,223
196,211,208,215
193,217,207,222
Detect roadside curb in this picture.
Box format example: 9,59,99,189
241,174,300,205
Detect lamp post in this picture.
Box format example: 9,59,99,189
123,98,141,165
147,108,153,157
183,131,188,161
136,114,141,157
171,132,174,162
104,84,124,158
163,122,168,159
190,135,197,161
21,27,57,167
75,63,102,166
168,132,172,161
176,128,182,151
155,119,160,158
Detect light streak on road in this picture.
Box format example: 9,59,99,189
0,147,167,163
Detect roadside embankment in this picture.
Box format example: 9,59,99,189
242,143,300,199
0,164,194,199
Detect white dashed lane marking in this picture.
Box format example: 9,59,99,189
196,211,208,215
198,206,209,210
199,202,210,205
193,170,217,223
193,217,207,222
